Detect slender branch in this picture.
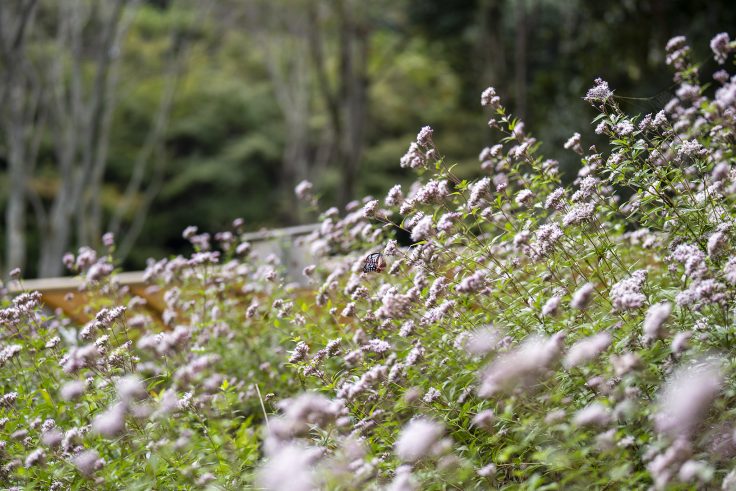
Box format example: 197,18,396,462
306,2,340,136
110,34,186,238
116,144,168,261
75,0,127,246
115,0,217,259
88,0,142,241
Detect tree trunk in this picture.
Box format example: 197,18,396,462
246,0,313,222
477,0,506,90
6,120,27,274
336,0,368,208
514,0,527,121
0,0,38,276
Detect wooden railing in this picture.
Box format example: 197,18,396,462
6,223,320,323
8,272,164,324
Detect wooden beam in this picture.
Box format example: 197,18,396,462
5,223,321,323
7,271,164,324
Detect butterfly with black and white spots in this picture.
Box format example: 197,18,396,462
362,252,385,273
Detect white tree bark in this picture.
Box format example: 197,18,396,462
0,0,39,277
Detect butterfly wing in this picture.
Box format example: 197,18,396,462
363,252,381,272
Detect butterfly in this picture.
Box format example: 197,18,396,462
362,252,385,273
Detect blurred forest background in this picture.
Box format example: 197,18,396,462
0,0,734,278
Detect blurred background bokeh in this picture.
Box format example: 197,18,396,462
0,0,734,278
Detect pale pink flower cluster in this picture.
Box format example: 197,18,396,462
477,334,564,397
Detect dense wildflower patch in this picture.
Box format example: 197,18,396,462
1,33,736,490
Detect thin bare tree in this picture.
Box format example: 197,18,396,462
242,0,313,223
307,0,370,208
0,0,205,277
0,0,40,276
